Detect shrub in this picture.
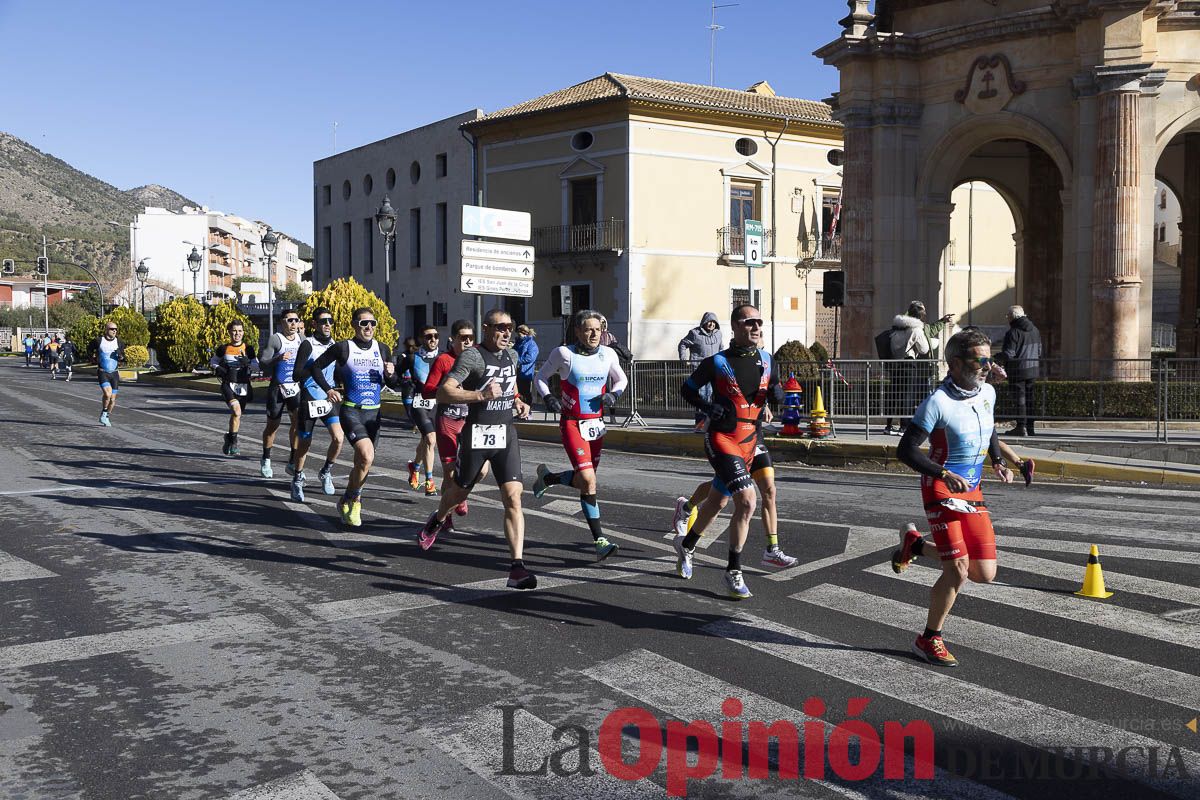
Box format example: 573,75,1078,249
202,302,259,362
300,277,398,350
124,345,149,369
774,340,819,379
104,306,150,347
68,314,101,350
810,341,830,365
151,297,207,372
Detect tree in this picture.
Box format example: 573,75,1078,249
68,313,101,349
277,280,309,303
104,305,150,347
202,301,259,362
150,297,207,372
300,277,397,350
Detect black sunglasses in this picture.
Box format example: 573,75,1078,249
316,317,333,324
423,333,439,339
487,323,514,332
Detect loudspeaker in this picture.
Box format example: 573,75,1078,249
822,270,845,308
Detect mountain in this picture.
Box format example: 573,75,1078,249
126,184,197,214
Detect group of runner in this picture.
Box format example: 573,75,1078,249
85,302,1031,666
22,333,78,380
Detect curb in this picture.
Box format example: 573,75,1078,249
139,373,1200,486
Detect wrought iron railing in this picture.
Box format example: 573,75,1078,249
717,227,775,259
800,234,842,262
532,219,624,256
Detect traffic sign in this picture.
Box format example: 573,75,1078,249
462,205,531,241
743,219,764,268
461,257,534,280
461,240,535,263
460,274,533,298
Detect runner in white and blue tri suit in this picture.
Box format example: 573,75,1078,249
307,307,399,527
531,309,628,561
257,311,304,479
90,322,124,427
398,325,440,496
290,307,345,503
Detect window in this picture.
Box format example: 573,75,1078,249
730,183,757,231
386,167,396,190
409,208,421,267
410,160,421,184
501,296,527,327
731,288,761,309
1161,190,1168,209
407,303,427,340
1159,223,1166,243
432,301,448,327
363,218,374,273
321,226,332,284
436,153,447,177
435,203,447,265
571,177,598,225
571,131,594,152
363,174,373,195
550,283,591,317
342,180,351,200
342,222,352,276
735,137,758,157
322,185,331,206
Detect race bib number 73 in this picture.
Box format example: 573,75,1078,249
471,424,506,449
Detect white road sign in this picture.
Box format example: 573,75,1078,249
460,274,534,298
743,219,765,268
461,205,531,241
461,257,535,280
461,240,535,263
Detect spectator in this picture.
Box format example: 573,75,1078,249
1000,305,1042,436
678,312,723,431
514,324,539,416
883,301,951,435
598,315,633,361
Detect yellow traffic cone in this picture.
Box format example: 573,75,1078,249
808,386,830,439
1075,545,1114,599
810,385,827,417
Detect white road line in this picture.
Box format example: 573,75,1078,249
424,704,662,799
224,769,341,799
1037,497,1200,515
1001,536,1200,564
0,550,56,583
0,613,277,670
0,477,263,498
1030,505,1199,527
583,649,1013,800
1090,485,1200,499
999,550,1200,606
866,563,1200,650
704,613,1200,799
762,527,898,582
1002,518,1200,546
792,584,1200,710
540,499,581,516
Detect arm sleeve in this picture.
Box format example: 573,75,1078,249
292,341,313,384
447,346,484,386
987,428,1003,464
379,344,401,389
680,357,715,408
896,426,945,479
534,347,569,399
309,341,342,392
246,345,259,373
210,346,226,377
607,351,629,396
423,356,451,398
259,334,280,370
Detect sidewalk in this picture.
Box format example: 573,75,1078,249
138,372,1200,487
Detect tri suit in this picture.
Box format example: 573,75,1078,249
424,350,468,465
399,348,439,436
260,331,303,420
211,342,258,407
93,336,124,392
293,335,341,438
446,345,522,489
308,338,397,445
534,344,628,472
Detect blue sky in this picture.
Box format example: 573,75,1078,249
0,0,849,243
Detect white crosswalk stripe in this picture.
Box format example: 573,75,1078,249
866,563,1200,649
1001,536,1200,565
0,550,56,583
998,549,1200,605
224,770,341,799
1001,518,1200,546
1030,505,1199,527
584,648,1015,800
791,583,1200,709
1089,485,1200,499
703,613,1200,799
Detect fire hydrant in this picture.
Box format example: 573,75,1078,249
779,376,805,436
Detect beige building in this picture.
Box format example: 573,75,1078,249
463,74,849,358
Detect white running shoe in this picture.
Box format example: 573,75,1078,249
319,468,334,495
724,569,752,600
671,497,690,536
762,547,799,569
672,534,694,580
260,458,273,479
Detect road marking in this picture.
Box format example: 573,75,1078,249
1001,536,1200,564
866,563,1200,650
704,612,1200,799
1040,496,1200,515
0,550,56,583
583,648,1013,800
425,703,663,799
1030,505,1200,527
1089,485,1200,499
0,613,277,670
1002,518,1200,546
999,550,1200,606
540,499,581,516
792,584,1200,710
761,526,897,581
224,769,341,799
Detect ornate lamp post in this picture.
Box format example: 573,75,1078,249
135,259,150,313
375,195,397,310
261,226,280,339
187,247,203,301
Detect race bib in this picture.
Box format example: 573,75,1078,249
279,382,300,398
307,399,333,418
471,424,507,449
412,395,437,411
230,382,248,397
579,418,605,442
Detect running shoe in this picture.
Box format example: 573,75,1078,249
407,461,420,490
290,473,305,503
532,464,550,499
762,547,799,569
419,511,451,550
594,536,619,562
1020,458,1036,488
229,436,240,456
423,478,437,497
319,467,335,495
222,435,232,456
506,564,538,590
891,523,922,574
912,635,958,667
454,500,469,517
99,411,111,427
340,500,362,527
285,461,295,477
671,497,690,536
260,458,273,479
672,534,694,580
724,569,752,600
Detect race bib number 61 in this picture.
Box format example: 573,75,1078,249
579,418,605,442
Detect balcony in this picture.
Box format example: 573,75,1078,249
717,226,775,264
532,219,624,256
799,234,842,264
208,242,231,256
208,261,232,275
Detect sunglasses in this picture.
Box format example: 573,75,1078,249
963,356,993,369
487,323,514,332
423,333,439,339
738,318,764,328
457,334,475,341
105,328,118,332
316,317,333,324
284,318,300,323
356,319,378,328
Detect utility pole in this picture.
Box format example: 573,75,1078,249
708,2,739,85
41,236,49,331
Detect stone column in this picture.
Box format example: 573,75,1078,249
1025,144,1063,360
1090,66,1147,372
838,108,874,356
1178,133,1200,358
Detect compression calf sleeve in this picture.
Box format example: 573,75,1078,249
580,493,602,541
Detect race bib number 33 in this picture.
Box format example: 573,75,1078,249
471,424,506,449
279,382,300,398
412,395,436,411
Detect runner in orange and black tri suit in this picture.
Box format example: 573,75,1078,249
210,320,259,456
673,303,783,600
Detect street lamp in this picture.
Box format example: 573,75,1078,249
135,259,150,313
261,226,279,339
375,195,397,309
187,246,203,301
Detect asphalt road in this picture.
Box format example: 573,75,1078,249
1,358,1198,800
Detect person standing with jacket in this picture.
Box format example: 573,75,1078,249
678,311,723,430
514,325,539,416
1000,305,1041,436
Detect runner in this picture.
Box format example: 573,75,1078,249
672,304,783,599
257,311,304,478
90,322,123,426
59,336,77,382
422,319,479,516
210,320,258,456
306,306,399,527
417,308,536,590
290,308,345,501
399,325,440,496
531,309,627,561
669,422,800,569
891,328,1012,667
23,333,34,367
47,336,61,380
